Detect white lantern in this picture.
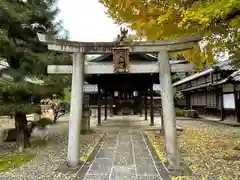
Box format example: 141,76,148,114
133,91,138,96
114,91,119,97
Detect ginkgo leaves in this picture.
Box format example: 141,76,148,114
99,0,239,68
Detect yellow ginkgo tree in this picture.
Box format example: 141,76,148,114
99,0,240,68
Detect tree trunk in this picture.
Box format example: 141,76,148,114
15,112,30,152
53,112,58,123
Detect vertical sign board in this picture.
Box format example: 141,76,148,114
113,47,129,73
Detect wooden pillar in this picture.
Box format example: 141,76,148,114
158,50,180,170
97,84,101,126
219,86,224,121
150,86,154,126
129,90,132,99
104,90,107,120
139,92,143,117
110,91,114,117
144,93,148,120
67,53,84,167
234,84,240,123
185,93,190,110
205,80,208,116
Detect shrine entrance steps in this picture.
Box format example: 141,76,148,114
76,116,171,180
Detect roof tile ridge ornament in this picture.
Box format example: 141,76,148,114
228,69,240,80
115,27,129,47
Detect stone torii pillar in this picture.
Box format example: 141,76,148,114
158,51,179,170
68,53,84,167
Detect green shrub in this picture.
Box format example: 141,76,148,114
175,108,185,117
34,117,53,129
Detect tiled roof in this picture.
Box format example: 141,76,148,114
230,70,240,82
211,69,240,86
213,60,237,71
0,61,43,84
173,68,213,87
173,60,236,87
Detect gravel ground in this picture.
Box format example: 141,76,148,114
0,119,102,180
150,118,240,179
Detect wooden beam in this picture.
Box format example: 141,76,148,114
47,62,195,74
37,33,202,53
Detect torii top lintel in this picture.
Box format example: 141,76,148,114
37,33,202,54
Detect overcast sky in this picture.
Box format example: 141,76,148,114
56,0,121,42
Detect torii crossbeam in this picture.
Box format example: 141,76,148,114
37,33,201,53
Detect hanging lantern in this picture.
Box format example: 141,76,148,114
133,91,138,96
114,91,119,97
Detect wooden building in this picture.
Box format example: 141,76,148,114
84,53,190,119
83,83,162,117
173,61,240,123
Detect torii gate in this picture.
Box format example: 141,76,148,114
37,33,201,170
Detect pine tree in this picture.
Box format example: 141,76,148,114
0,0,71,152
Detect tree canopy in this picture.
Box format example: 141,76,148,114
0,0,71,112
0,0,71,151
99,0,240,69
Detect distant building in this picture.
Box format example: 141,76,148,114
173,61,240,123
0,61,43,84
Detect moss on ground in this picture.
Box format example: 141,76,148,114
0,153,35,172
0,138,47,173
79,133,104,163
146,132,167,163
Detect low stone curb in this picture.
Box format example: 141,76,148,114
75,133,106,180
143,132,171,180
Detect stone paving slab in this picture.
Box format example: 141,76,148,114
135,158,158,176
110,174,137,180
76,118,171,180
96,149,115,159
84,175,109,180
111,165,136,175
87,159,112,175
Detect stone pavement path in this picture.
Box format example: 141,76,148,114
77,116,171,180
